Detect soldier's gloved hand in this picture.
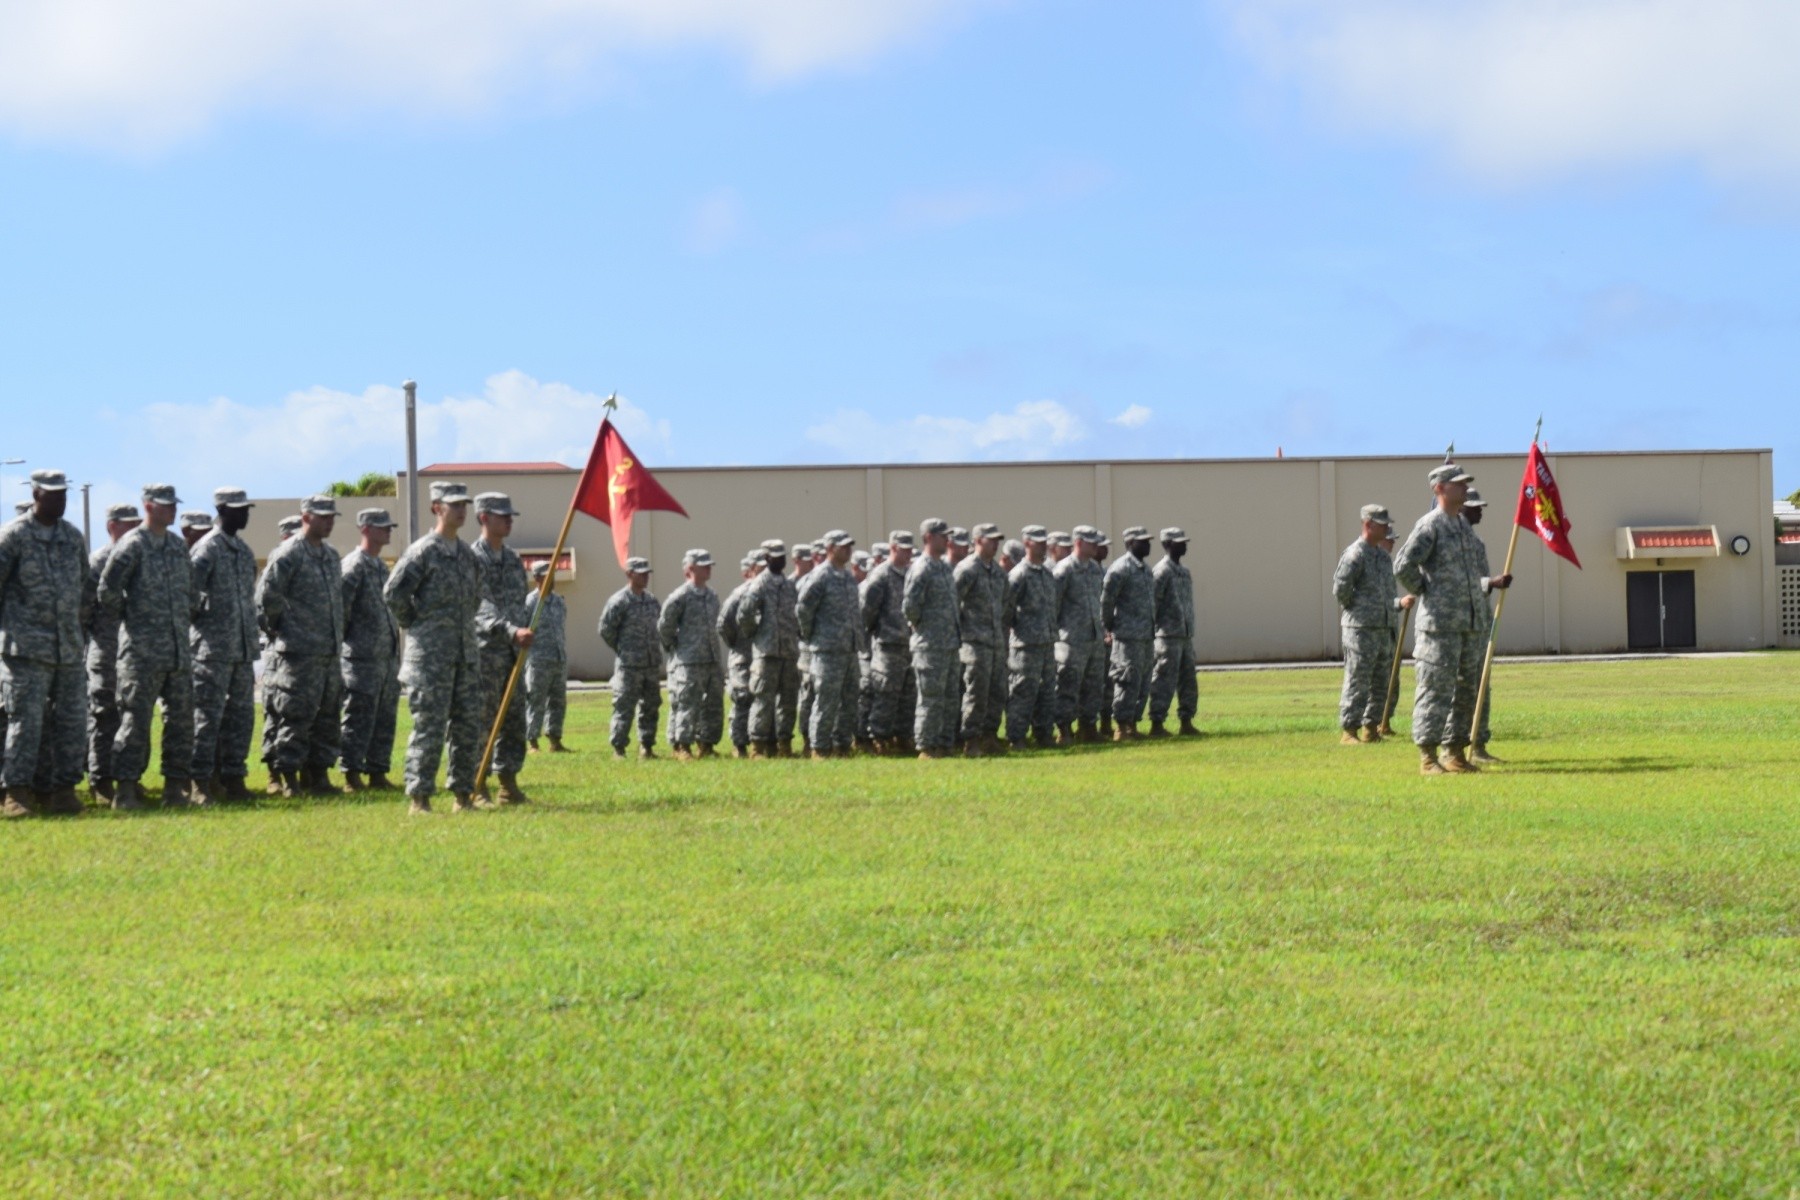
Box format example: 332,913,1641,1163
1493,573,1513,590
513,628,536,648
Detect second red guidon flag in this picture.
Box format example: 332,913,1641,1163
572,417,688,568
1514,442,1581,568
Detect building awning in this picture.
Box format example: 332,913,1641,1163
1615,525,1719,560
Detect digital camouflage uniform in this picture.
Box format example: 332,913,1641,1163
1102,551,1156,727
1053,554,1106,730
384,531,483,801
256,535,346,774
601,584,662,750
1333,536,1400,732
98,527,195,785
1468,521,1496,747
1149,552,1198,727
0,514,91,794
954,553,1008,743
339,547,401,777
85,541,125,784
718,576,756,752
739,569,801,747
659,577,723,749
859,558,916,744
473,537,532,775
523,589,569,743
793,557,817,748
903,552,961,753
188,526,260,784
797,559,860,752
1394,506,1490,750
1003,557,1059,744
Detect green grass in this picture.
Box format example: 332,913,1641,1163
4,655,1800,1197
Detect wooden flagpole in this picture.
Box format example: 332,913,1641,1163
1469,416,1540,744
1382,601,1411,732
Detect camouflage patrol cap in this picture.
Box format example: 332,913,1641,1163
357,507,397,528
28,469,69,492
626,556,652,574
105,503,141,522
887,531,915,549
851,549,871,566
1020,524,1049,543
278,515,303,534
683,548,715,567
823,529,855,547
532,561,551,579
474,492,519,517
811,539,827,555
748,547,769,565
792,544,814,563
870,543,889,562
1160,526,1189,543
1463,489,1488,508
919,517,950,538
300,495,338,517
179,511,213,531
1428,462,1473,486
212,486,253,508
142,483,181,506
1003,538,1027,560
972,522,1003,541
1074,525,1100,543
1121,525,1151,541
760,538,787,555
948,526,971,547
1359,504,1394,526
1094,531,1111,547
430,481,472,504
1049,530,1072,548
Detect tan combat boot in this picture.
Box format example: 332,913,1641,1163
162,778,191,808
986,735,1008,755
1362,727,1383,744
809,748,831,762
495,773,531,805
613,744,628,760
732,744,749,760
408,795,433,816
1419,745,1446,776
639,744,657,760
343,771,366,792
2,787,39,819
1340,730,1361,745
1112,726,1131,743
1470,744,1504,766
187,777,217,807
672,744,693,762
1147,722,1170,739
698,743,717,759
528,738,540,754
451,792,478,813
1055,724,1075,748
548,737,569,753
112,779,145,811
1441,745,1479,774
963,739,983,759
1178,719,1201,737
91,777,116,803
1377,721,1396,738
43,787,84,816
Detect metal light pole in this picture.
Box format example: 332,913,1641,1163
80,483,92,547
404,380,419,543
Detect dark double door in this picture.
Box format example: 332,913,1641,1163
1626,570,1696,650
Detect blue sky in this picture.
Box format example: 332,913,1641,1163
2,0,1796,513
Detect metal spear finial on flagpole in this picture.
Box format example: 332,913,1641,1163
603,391,619,413
1444,441,1455,462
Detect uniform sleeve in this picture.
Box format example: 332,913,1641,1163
255,546,291,632
737,579,764,640
339,557,365,640
383,550,422,629
1393,522,1434,596
1002,569,1021,631
796,573,824,640
716,592,741,648
1100,566,1121,632
900,563,925,629
657,589,682,652
0,528,19,626
188,539,215,620
96,537,137,616
599,593,624,650
1332,546,1360,609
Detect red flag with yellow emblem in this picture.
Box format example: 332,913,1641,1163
572,418,688,568
1513,442,1581,568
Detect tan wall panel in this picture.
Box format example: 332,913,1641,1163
881,463,1099,542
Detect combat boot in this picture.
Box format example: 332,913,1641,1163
1419,745,1446,776
277,770,303,799
963,739,984,759
41,787,83,816
495,772,531,805
732,744,749,760
1470,744,1504,766
1009,738,1032,754
1098,715,1113,738
528,737,540,754
343,771,367,792
548,737,569,753
671,745,693,762
1146,722,1170,739
1361,727,1383,744
222,776,255,802
1377,721,1396,738
1112,726,1131,743
855,737,876,755
1178,719,1202,738
985,735,1007,756
111,779,145,811
187,777,217,807
809,748,831,762
408,795,433,816
1340,730,1361,745
451,792,478,813
91,777,116,803
639,744,657,760
309,767,343,797
1055,723,1074,748
697,744,717,759
1441,745,1479,774
162,778,192,809
614,744,628,760
2,787,39,819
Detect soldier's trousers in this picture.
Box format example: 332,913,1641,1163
1473,674,1493,746
404,659,482,799
728,654,753,749
912,648,959,753
340,657,400,775
2,657,86,790
959,643,1006,742
1109,637,1153,726
1411,629,1482,748
1149,637,1197,726
856,652,873,740
950,651,964,744
191,658,256,781
749,654,800,745
807,652,859,751
263,652,343,773
114,656,195,783
479,650,529,776
87,671,121,783
796,650,815,746
668,660,724,748
611,665,661,749
1339,627,1386,731
1006,643,1058,744
1368,629,1400,728
525,656,568,742
866,645,917,742
1054,640,1106,728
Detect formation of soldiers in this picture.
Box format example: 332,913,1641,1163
606,520,1200,761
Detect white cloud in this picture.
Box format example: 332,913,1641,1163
684,187,744,255
1224,0,1800,185
0,0,997,151
1109,403,1152,429
805,400,1087,461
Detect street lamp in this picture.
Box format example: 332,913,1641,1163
403,380,419,543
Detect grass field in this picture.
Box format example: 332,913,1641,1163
4,654,1799,1197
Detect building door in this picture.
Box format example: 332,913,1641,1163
1625,570,1697,650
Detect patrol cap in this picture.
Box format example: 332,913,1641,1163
870,543,889,561
532,561,551,579
740,553,758,569
683,548,715,567
1003,539,1027,560
792,544,814,563
851,549,871,567
1160,526,1189,543
948,527,971,547
357,507,397,528
811,539,827,555
972,522,1003,541
1121,525,1151,541
823,529,855,547
888,531,915,549
179,511,213,530
626,556,652,574
142,483,180,506
300,495,338,516
1049,530,1072,547
1463,488,1488,508
1021,524,1049,543
1428,462,1474,486
747,547,769,565
761,538,787,555
430,481,471,504
212,486,253,508
1074,525,1100,544
919,517,950,538
1095,531,1111,547
278,515,303,534
105,503,141,522
1359,504,1394,526
28,469,69,492
474,491,520,517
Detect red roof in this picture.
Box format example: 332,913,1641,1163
417,462,572,475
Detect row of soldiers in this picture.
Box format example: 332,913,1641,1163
597,519,1200,760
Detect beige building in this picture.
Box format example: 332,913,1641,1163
241,448,1786,678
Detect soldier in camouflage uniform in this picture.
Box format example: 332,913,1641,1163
1462,489,1510,763
339,507,401,790
1053,525,1106,745
954,523,1008,756
0,470,90,817
848,550,874,748
84,502,141,801
179,511,213,551
718,550,764,758
97,483,195,810
860,531,917,754
1333,505,1410,744
187,487,260,804
1094,534,1116,736
903,518,962,758
945,528,970,747
1004,525,1060,748
791,544,817,753
1394,463,1508,775
384,481,483,814
1148,526,1200,737
797,531,860,757
471,492,535,803
659,549,724,759
276,515,301,543
738,539,801,757
1102,526,1156,739
256,495,346,796
1048,531,1073,566
600,556,662,758
524,561,569,753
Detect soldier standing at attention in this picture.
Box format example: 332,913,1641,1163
797,531,860,758
945,528,971,746
1377,525,1404,736
1394,463,1504,775
1053,525,1106,745
384,481,483,814
903,518,961,759
999,539,1024,573
97,483,195,811
1148,527,1200,738
738,539,802,757
1094,533,1115,737
718,550,764,758
954,523,1008,757
84,502,140,803
859,531,916,755
256,495,347,797
1461,489,1510,764
0,470,90,818
276,515,302,543
1003,525,1059,749
1048,531,1073,566
659,549,724,759
470,493,535,803
791,543,817,755
179,511,213,551
188,487,260,804
339,508,401,791
524,561,569,754
601,557,662,759
1333,506,1411,744
1102,526,1156,740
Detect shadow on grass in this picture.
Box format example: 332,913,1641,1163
1502,756,1689,776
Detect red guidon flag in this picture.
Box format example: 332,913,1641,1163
572,417,688,568
1514,442,1581,568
